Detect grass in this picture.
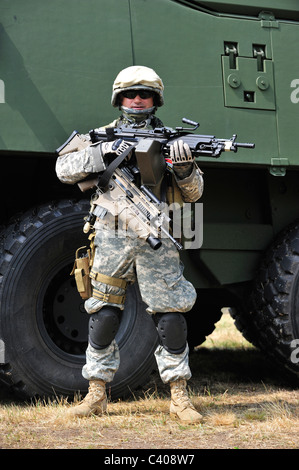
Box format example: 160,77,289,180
199,308,253,350
0,311,298,449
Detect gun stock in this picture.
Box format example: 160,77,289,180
77,177,99,192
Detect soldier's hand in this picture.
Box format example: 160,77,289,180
100,139,132,157
89,138,133,171
170,140,194,165
170,140,194,178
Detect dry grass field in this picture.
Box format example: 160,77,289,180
0,311,298,451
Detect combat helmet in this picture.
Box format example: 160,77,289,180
111,65,164,111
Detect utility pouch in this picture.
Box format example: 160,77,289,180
70,246,92,299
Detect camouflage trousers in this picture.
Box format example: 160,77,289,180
82,341,192,384
84,227,197,314
82,227,196,383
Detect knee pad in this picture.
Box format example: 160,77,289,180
88,306,122,350
153,312,187,354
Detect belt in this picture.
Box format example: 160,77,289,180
92,287,126,305
90,269,127,289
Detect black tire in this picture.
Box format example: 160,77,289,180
0,200,158,399
248,220,299,381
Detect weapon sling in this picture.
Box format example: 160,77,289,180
97,143,136,190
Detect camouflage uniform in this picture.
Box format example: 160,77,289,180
56,110,203,385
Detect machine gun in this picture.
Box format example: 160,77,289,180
89,117,255,158
57,117,255,162
57,118,254,250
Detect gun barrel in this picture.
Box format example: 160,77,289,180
160,226,183,250
236,142,255,149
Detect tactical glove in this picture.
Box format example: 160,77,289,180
89,138,132,172
170,140,194,179
100,139,132,157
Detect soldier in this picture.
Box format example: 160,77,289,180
56,65,204,423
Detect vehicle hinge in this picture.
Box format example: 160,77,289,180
269,158,289,176
253,45,266,72
259,11,279,29
224,42,238,69
222,40,275,110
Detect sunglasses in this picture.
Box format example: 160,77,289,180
121,90,154,100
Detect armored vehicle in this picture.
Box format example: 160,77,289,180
0,0,298,399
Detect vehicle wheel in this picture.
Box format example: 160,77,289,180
247,220,299,381
0,200,158,399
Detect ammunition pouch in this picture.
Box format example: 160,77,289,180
71,246,92,299
71,233,95,299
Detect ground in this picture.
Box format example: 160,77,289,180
0,313,298,451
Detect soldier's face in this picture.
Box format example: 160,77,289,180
120,90,154,110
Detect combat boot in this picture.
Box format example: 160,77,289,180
67,379,107,418
169,379,203,424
